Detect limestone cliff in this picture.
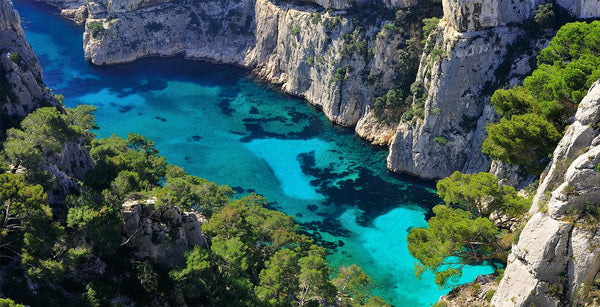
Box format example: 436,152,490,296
385,0,550,179
0,0,59,132
121,198,208,268
557,0,600,19
491,80,600,307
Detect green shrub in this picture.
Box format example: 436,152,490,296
88,21,105,38
382,23,399,33
422,17,440,44
8,52,22,66
288,23,301,36
485,290,496,301
534,3,555,28
372,89,408,124
434,136,447,145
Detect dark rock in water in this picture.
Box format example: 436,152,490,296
190,135,202,141
218,99,235,116
119,104,134,113
295,213,303,217
155,116,167,122
232,186,245,193
249,106,260,114
307,205,318,211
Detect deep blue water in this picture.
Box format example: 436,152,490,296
14,1,493,305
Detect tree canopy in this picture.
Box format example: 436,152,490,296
407,205,499,288
484,21,600,174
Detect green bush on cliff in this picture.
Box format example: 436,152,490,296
373,89,409,124
483,21,600,174
87,21,105,38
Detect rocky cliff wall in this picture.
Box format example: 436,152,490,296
386,23,521,179
385,0,552,179
557,0,600,19
442,0,545,31
491,80,600,307
0,0,60,132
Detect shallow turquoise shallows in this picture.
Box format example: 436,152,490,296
15,1,494,305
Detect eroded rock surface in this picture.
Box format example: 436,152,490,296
122,198,208,268
0,0,60,131
492,80,600,307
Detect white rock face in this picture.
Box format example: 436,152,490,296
557,0,600,19
443,0,545,31
122,198,208,268
492,81,600,306
386,23,525,179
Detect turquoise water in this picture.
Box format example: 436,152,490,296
15,1,494,305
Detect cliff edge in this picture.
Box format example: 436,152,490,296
492,80,600,306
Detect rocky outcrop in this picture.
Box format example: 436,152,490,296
437,274,498,306
0,0,60,132
44,140,94,203
35,0,87,24
491,80,600,307
121,198,208,268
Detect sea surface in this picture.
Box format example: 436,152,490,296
14,1,494,305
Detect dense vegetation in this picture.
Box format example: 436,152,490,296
407,171,530,288
0,106,389,306
483,20,600,174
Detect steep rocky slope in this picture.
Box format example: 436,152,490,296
0,0,60,132
492,80,600,306
1,0,92,203
385,0,552,179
